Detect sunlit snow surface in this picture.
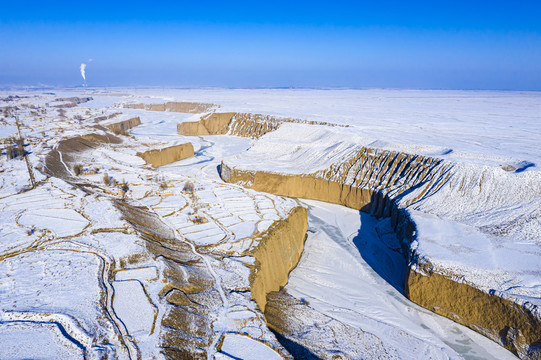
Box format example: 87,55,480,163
1,88,538,359
85,88,541,167
289,199,517,360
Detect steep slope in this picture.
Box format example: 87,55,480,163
137,143,194,167
103,116,142,134
178,112,347,138
221,123,541,359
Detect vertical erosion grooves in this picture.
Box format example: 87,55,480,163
178,112,347,138
106,117,141,134
221,147,541,359
248,206,308,312
137,143,194,167
228,113,286,139
406,268,541,359
220,147,450,212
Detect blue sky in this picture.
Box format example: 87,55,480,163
1,1,540,89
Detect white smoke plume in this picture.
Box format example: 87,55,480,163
80,63,87,81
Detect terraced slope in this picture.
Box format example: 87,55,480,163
1,96,313,360
40,128,308,359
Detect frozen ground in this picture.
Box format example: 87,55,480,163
0,93,295,359
82,88,541,168
2,88,538,359
222,122,541,319
288,199,517,360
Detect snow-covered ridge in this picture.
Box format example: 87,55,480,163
2,88,539,359
178,111,348,139
221,123,541,358
99,88,541,169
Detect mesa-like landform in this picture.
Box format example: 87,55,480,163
1,89,539,360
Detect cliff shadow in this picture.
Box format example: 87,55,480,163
271,330,321,360
352,194,409,293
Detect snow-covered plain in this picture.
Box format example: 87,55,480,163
85,88,541,168
2,88,539,359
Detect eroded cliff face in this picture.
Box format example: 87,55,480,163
137,143,194,167
41,131,309,359
406,267,541,359
178,112,347,138
248,206,308,312
220,132,541,359
105,116,141,134
221,146,450,213
178,112,235,136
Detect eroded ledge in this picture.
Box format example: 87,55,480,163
104,116,141,134
220,124,541,359
406,266,541,359
248,206,308,312
178,112,348,138
137,143,194,167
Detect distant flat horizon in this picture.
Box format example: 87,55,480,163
2,86,541,94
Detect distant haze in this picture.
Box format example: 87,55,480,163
1,1,540,90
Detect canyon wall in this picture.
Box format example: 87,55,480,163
178,112,347,138
221,146,450,212
137,143,194,167
248,206,308,312
105,116,141,134
178,112,235,136
221,140,541,359
406,267,541,359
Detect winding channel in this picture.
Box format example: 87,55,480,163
89,100,519,359
178,134,518,360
